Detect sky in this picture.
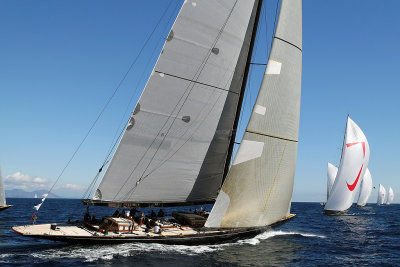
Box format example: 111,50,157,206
0,0,399,202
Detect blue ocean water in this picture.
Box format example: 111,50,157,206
0,199,399,266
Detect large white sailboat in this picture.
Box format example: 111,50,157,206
386,187,394,205
356,168,372,207
377,184,386,205
324,117,370,215
0,165,13,212
12,0,302,244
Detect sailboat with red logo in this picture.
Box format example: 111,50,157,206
324,117,370,215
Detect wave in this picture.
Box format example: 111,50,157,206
25,230,325,262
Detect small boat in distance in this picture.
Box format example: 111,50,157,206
386,187,394,205
324,117,370,215
356,168,372,207
34,194,37,199
377,184,386,205
0,165,13,212
12,0,302,244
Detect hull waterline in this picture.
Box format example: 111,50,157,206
0,205,12,212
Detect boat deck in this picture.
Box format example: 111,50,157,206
12,223,218,238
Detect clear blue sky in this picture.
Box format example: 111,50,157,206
0,0,398,202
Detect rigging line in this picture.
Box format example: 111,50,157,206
117,1,240,202
122,85,227,200
263,0,269,54
80,1,182,203
132,1,239,192
121,51,237,199
272,0,280,38
104,0,181,160
135,71,235,187
37,1,175,218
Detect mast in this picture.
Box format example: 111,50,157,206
222,0,264,185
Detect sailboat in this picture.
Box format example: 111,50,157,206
324,117,370,215
34,194,37,199
386,187,394,205
377,184,386,205
0,165,13,212
12,0,302,244
356,168,372,207
322,162,338,206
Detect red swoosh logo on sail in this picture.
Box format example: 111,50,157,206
346,164,363,191
345,141,366,191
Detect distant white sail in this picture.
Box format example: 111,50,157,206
327,163,337,201
325,117,370,213
377,184,386,205
386,187,394,205
0,165,6,206
357,168,372,207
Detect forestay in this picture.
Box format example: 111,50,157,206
0,165,6,206
327,163,337,201
206,0,302,228
325,117,370,212
377,184,386,205
93,0,259,204
357,168,372,207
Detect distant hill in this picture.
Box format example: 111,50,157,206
5,189,60,198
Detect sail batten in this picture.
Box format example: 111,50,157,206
206,0,302,228
93,0,260,205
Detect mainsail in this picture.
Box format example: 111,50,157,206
206,0,302,228
92,0,260,205
327,163,337,201
0,165,6,206
324,117,370,213
356,168,372,207
377,184,386,205
386,187,394,205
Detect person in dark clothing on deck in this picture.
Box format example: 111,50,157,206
157,209,165,218
150,210,156,219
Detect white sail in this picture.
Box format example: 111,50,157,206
324,117,370,213
206,0,302,228
386,187,394,205
327,163,337,201
377,184,386,205
93,0,260,205
356,168,372,206
0,165,6,206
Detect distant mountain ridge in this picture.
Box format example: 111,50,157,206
5,189,59,198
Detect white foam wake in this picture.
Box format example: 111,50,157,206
29,230,325,262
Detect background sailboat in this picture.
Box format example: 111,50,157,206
386,187,394,205
326,162,338,203
0,165,13,212
324,117,370,215
356,168,372,207
377,184,386,205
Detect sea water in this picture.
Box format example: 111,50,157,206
0,199,399,266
